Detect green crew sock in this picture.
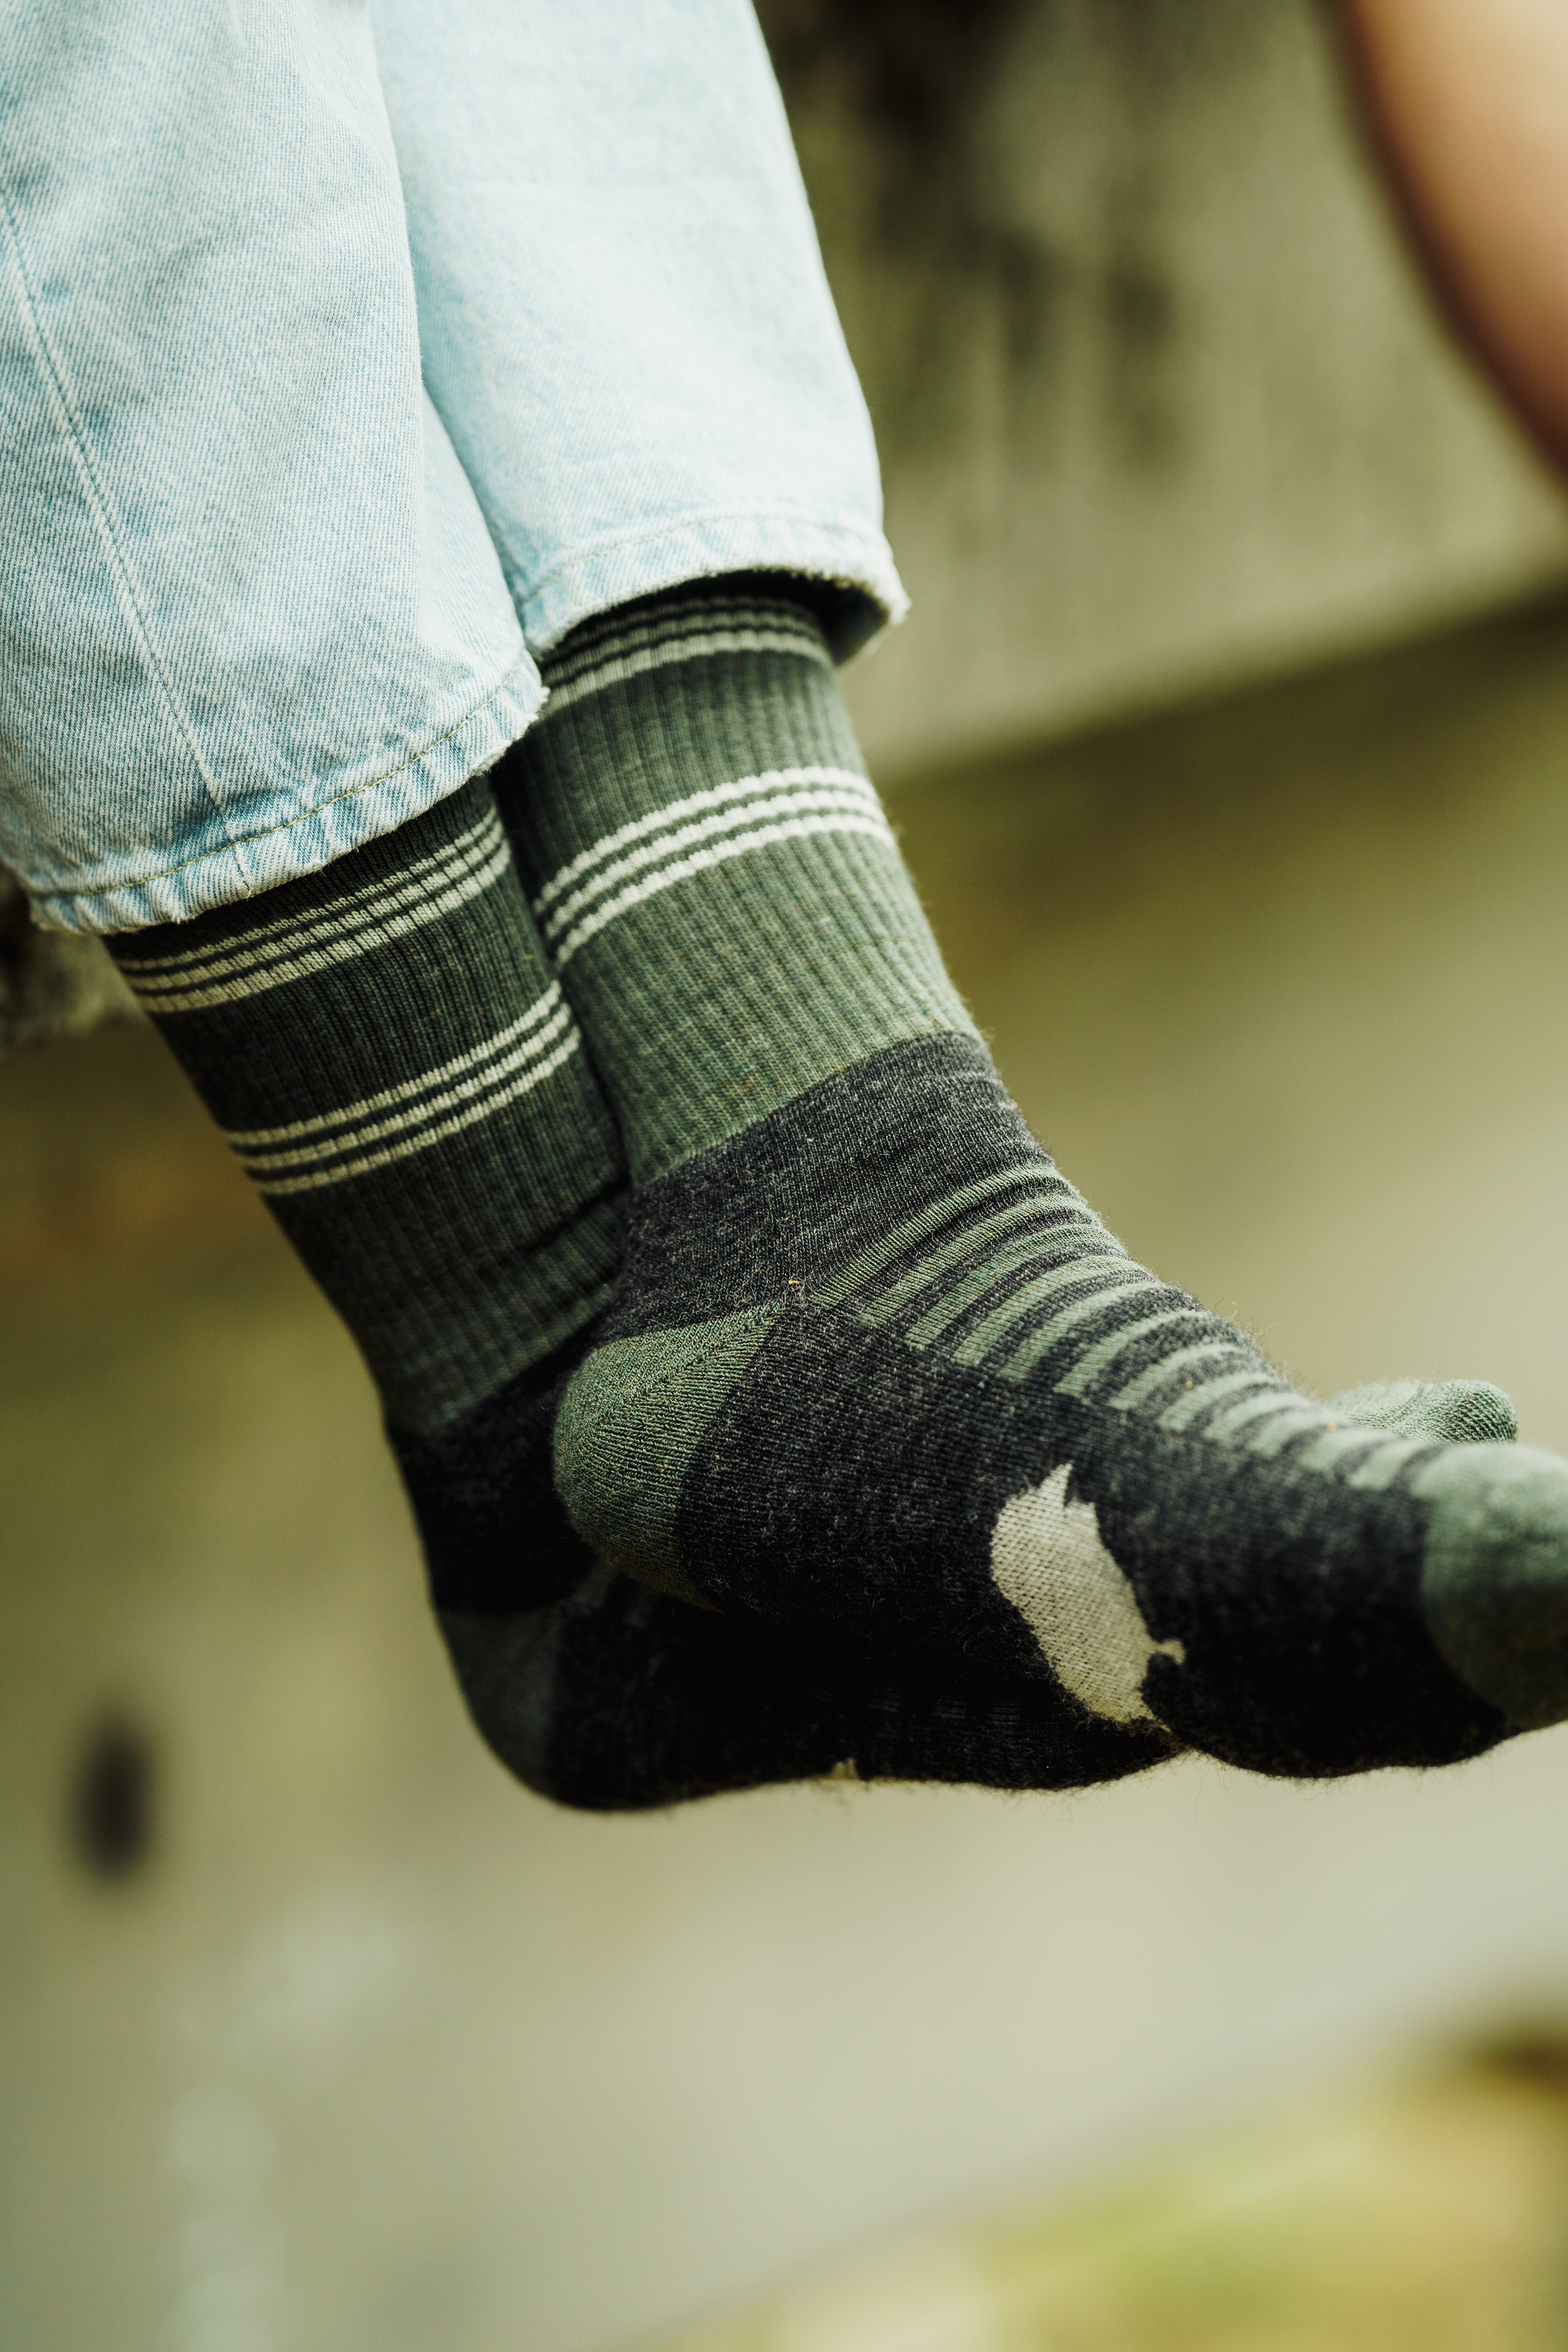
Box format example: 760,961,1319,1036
494,579,1568,1780
103,780,1179,1808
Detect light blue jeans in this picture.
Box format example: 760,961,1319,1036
0,0,901,934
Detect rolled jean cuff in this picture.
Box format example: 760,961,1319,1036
517,513,908,667
30,650,541,937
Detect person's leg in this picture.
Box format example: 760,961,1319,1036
24,4,1550,1803
109,736,1503,1811
105,778,1189,1807
0,0,536,933
0,0,890,1813
108,783,619,1426
0,0,1180,1809
492,579,1568,1780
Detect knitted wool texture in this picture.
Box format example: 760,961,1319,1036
494,579,1568,1778
108,779,1188,1807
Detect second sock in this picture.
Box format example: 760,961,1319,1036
495,581,1568,1780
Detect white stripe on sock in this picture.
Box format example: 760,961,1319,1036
1245,1405,1337,1461
547,594,821,671
250,1031,584,1197
542,623,830,718
118,809,505,981
233,1000,576,1180
199,819,508,984
1345,1436,1430,1491
531,767,878,916
864,1197,1071,1328
1294,1424,1392,1476
539,782,893,946
223,986,565,1149
125,827,508,999
551,813,898,967
812,1165,1082,1312
123,833,512,1013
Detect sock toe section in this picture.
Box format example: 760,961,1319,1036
1332,1379,1519,1446
1417,1443,1568,1729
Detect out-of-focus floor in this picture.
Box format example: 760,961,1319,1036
661,2039,1568,2352
7,594,1568,2352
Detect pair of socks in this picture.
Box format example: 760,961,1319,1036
113,581,1568,1805
106,765,1178,1806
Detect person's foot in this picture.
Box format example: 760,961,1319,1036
489,577,1568,1786
400,1327,1519,1809
552,1034,1566,1779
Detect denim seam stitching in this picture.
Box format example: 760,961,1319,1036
514,511,898,608
0,171,240,860
42,645,536,902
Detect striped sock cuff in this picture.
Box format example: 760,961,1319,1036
532,765,897,967
111,786,590,1204
532,588,888,969
114,800,511,1014
107,780,630,1429
495,579,975,1181
537,584,833,723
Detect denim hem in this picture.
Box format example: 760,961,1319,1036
29,656,543,937
515,513,909,666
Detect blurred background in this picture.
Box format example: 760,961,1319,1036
9,3,1568,2347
